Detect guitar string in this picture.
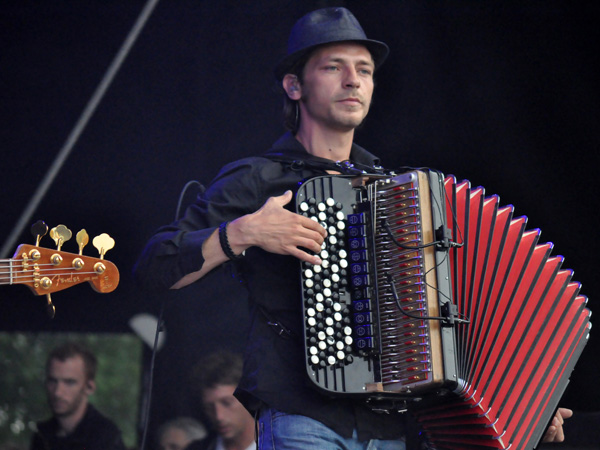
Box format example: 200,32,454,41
0,260,106,283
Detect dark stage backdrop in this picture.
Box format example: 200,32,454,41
2,0,599,443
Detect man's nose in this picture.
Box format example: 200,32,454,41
215,403,227,422
52,381,65,396
344,68,360,89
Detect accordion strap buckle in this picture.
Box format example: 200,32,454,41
267,320,293,340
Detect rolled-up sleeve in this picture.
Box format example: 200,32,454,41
133,157,268,290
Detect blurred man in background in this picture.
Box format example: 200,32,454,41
30,342,126,450
187,352,255,450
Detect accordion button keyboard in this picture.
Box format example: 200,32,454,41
299,177,380,372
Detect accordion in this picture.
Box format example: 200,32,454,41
296,170,591,450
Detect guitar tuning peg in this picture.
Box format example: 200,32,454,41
92,233,115,260
31,220,48,247
76,229,89,255
50,225,72,251
46,293,56,319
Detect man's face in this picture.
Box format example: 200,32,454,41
298,42,375,133
45,356,93,418
159,427,191,450
202,384,252,442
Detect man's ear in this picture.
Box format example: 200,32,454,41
282,74,302,100
85,379,96,396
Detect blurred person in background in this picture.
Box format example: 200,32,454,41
187,351,255,450
157,416,208,450
30,342,126,450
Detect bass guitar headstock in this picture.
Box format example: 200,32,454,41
3,220,120,317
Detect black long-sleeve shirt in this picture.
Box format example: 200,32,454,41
133,133,407,441
30,404,126,450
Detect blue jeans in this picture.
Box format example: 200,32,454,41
258,408,406,450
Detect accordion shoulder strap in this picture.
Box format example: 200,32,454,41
264,151,386,176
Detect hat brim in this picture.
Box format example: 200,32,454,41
274,39,389,80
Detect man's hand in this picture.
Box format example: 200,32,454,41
230,190,327,265
542,408,573,443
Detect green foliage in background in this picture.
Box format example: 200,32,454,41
0,332,142,450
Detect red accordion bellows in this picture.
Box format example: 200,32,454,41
411,175,591,449
296,171,590,450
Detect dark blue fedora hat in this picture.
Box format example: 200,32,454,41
274,7,389,80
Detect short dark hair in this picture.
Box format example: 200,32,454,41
190,351,243,395
46,342,97,381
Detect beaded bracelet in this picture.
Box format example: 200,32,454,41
219,222,244,260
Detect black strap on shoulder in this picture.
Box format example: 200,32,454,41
264,151,387,176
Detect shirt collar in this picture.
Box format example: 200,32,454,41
268,132,381,168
